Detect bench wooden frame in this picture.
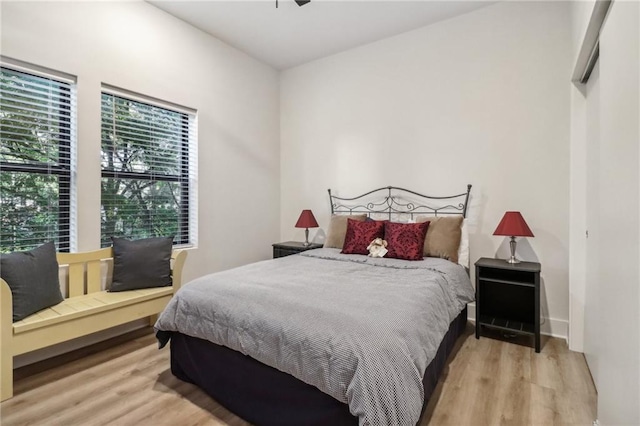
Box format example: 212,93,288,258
0,247,187,401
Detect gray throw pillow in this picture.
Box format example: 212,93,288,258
0,241,63,322
110,236,173,292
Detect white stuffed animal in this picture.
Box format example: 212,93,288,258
367,238,388,258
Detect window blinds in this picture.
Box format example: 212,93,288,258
100,91,197,247
0,66,75,252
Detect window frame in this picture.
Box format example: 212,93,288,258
0,64,75,252
99,90,195,247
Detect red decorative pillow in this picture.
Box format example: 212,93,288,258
385,221,430,261
341,219,386,255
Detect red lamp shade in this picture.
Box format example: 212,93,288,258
295,210,319,229
493,211,534,237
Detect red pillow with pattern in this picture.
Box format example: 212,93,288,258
384,221,430,261
341,219,386,255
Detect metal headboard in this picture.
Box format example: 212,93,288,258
328,184,472,220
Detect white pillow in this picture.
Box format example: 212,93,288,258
457,219,469,268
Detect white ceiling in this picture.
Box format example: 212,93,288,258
148,1,494,70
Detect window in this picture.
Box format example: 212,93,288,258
100,90,196,247
0,66,74,252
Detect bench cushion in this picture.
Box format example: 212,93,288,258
13,286,173,334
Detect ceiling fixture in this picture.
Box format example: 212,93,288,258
276,0,310,8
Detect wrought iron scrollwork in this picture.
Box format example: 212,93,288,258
328,185,472,220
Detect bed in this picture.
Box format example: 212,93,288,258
155,185,474,426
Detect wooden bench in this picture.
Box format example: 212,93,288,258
0,247,187,401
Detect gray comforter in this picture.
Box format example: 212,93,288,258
155,248,474,426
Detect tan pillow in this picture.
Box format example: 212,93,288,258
417,216,463,263
324,214,367,249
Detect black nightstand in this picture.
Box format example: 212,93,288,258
475,257,541,352
272,241,323,259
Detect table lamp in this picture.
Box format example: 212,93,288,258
295,209,319,246
493,211,534,264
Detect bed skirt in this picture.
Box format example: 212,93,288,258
168,305,468,426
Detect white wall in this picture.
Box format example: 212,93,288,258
281,1,572,337
1,1,280,365
1,1,281,282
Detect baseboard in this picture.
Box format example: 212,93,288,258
467,302,568,342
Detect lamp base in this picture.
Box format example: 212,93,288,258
505,236,521,264
303,228,310,246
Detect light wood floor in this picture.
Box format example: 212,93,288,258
0,325,596,425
